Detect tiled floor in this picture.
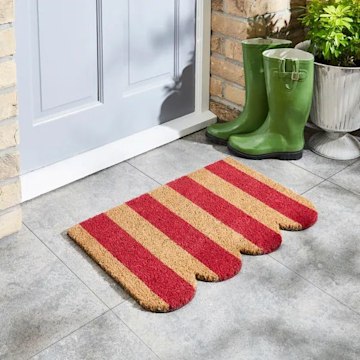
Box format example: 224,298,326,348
1,129,359,360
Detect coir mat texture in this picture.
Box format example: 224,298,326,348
68,157,317,312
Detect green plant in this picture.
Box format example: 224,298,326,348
300,0,360,66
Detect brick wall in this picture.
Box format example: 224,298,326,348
210,0,306,121
0,0,21,239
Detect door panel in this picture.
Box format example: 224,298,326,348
128,0,175,85
16,0,196,173
36,0,99,115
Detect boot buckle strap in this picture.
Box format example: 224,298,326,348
291,71,300,81
279,58,302,81
275,70,306,81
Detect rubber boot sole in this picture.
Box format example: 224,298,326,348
205,130,228,146
228,143,303,160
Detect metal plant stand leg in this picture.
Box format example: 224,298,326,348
295,41,360,161
308,131,360,161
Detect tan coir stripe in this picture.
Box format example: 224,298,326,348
106,205,219,283
224,157,316,210
151,186,262,256
68,224,169,312
189,169,303,231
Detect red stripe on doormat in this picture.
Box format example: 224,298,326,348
80,214,195,310
127,194,241,280
206,160,318,229
168,177,282,254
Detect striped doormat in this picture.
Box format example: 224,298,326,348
68,157,317,312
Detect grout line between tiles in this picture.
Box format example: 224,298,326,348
268,254,360,317
289,161,328,180
111,309,163,360
28,310,112,360
326,178,360,199
126,161,163,186
22,223,116,311
288,148,359,182
300,176,360,200
326,158,360,179
300,178,327,195
22,223,159,359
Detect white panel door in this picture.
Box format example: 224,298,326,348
16,0,196,173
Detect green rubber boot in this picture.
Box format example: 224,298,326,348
228,48,314,160
206,38,292,145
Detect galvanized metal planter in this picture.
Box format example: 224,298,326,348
296,41,360,160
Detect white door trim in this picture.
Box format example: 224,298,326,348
21,0,216,202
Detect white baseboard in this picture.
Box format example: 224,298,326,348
21,110,217,202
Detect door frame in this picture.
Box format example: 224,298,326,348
21,0,216,202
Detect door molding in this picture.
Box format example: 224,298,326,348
21,0,216,202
